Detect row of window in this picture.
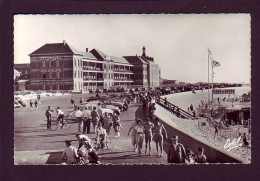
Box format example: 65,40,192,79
42,72,60,79
41,60,60,68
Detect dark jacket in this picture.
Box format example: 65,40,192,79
167,143,186,163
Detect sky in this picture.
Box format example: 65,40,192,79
14,14,251,84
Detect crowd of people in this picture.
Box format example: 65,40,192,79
60,90,210,165
41,90,211,165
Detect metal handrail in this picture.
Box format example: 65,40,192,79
156,97,196,120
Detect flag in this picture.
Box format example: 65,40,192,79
212,60,220,68
208,49,212,55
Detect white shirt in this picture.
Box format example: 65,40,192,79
78,134,91,142
135,125,144,133
96,127,107,136
57,109,64,116
97,106,102,116
61,145,78,165
82,110,91,119
75,110,83,118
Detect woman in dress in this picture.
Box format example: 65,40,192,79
134,119,145,155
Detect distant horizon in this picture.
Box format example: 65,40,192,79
14,14,251,84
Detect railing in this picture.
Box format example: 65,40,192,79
83,66,103,71
114,69,133,73
83,78,103,81
156,97,196,120
114,79,133,81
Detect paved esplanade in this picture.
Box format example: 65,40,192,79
14,94,167,164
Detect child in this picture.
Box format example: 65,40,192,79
185,150,195,164
95,123,107,149
194,147,207,163
112,112,122,137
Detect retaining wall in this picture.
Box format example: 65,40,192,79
154,114,244,163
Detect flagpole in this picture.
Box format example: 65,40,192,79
211,58,214,106
208,48,210,109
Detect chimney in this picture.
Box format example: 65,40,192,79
142,46,146,57
86,48,88,52
63,40,66,45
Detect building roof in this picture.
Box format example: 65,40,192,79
80,51,97,60
14,63,30,68
30,42,75,55
141,56,157,64
90,49,108,60
124,56,148,65
110,56,131,65
30,42,98,60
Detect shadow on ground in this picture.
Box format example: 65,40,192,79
100,153,158,161
45,151,63,164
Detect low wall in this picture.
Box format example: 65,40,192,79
153,114,244,163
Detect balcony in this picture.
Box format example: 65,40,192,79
114,78,134,82
114,68,133,73
83,77,103,81
83,66,103,71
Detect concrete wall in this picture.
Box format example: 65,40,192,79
154,115,243,163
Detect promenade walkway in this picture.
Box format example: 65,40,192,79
14,95,167,165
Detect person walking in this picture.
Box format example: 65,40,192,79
61,140,78,165
56,107,65,127
112,112,121,137
134,119,145,155
80,96,84,104
37,94,41,104
75,107,83,133
82,107,91,134
164,97,167,106
190,104,193,112
128,118,138,152
103,112,113,135
34,100,38,110
176,107,180,117
91,107,100,132
142,96,147,111
213,124,219,139
97,103,103,124
144,118,154,155
71,96,75,108
148,103,156,120
45,106,54,130
167,136,186,164
152,118,168,156
95,122,107,149
29,100,34,111
194,147,207,163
